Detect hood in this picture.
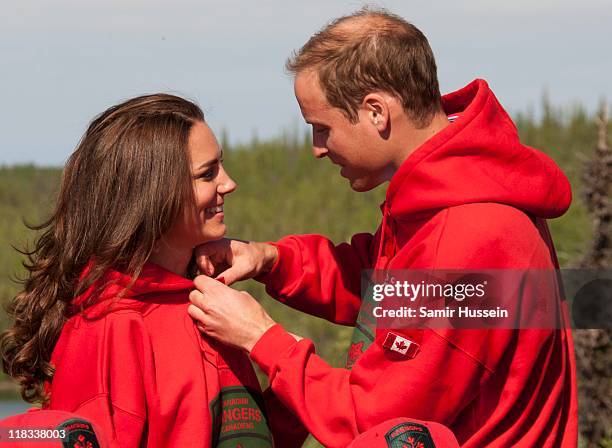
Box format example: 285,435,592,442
72,262,194,316
386,79,571,220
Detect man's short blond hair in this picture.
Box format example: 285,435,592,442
286,7,442,128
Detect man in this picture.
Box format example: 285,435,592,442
188,8,578,447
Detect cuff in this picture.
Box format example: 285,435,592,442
250,324,298,377
255,241,298,296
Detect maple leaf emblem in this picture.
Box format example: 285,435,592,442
71,433,94,448
394,340,408,351
348,341,365,363
402,437,424,448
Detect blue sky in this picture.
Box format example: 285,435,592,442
1,0,610,165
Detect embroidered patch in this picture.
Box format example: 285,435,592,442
57,418,101,448
210,386,273,448
346,278,378,369
382,332,420,359
385,422,435,448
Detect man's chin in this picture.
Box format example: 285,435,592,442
348,177,379,193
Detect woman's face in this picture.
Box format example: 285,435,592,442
164,121,237,249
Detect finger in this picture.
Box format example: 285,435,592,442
214,268,233,285
195,251,213,276
198,257,214,276
188,303,208,324
188,289,205,307
215,265,247,286
195,240,229,275
193,274,223,292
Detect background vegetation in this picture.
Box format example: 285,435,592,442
0,100,608,446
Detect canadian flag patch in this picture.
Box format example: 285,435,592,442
382,332,420,359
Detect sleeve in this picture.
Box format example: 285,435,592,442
250,324,496,448
258,232,376,325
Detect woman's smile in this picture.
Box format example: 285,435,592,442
204,204,224,220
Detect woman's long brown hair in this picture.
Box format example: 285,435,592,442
0,94,204,404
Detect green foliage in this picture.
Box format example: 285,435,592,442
0,166,60,329
0,102,606,446
515,101,600,266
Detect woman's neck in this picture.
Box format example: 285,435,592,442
149,239,193,277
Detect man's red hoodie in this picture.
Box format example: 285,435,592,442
46,263,303,447
250,79,578,447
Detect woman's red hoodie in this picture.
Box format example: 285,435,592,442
46,263,303,447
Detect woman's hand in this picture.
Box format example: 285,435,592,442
194,239,278,285
188,275,276,352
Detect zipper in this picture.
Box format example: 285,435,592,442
375,202,394,271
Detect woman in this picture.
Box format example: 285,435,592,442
0,94,281,447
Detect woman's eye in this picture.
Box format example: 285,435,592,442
198,167,216,181
195,159,223,181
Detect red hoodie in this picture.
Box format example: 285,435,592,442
250,79,578,447
46,263,305,448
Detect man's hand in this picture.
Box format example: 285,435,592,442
188,275,276,352
194,239,279,285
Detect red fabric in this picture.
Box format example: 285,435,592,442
45,263,302,448
252,79,578,447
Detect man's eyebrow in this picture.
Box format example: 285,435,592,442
195,150,223,170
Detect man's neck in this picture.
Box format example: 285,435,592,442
391,111,450,171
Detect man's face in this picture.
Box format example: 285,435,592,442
294,70,393,192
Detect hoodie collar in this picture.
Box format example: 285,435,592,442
72,261,194,315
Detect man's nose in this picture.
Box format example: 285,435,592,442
312,145,328,159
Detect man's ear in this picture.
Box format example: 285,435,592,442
362,93,391,132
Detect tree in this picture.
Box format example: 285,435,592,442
575,100,612,446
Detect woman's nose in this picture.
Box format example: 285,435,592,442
218,167,237,195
